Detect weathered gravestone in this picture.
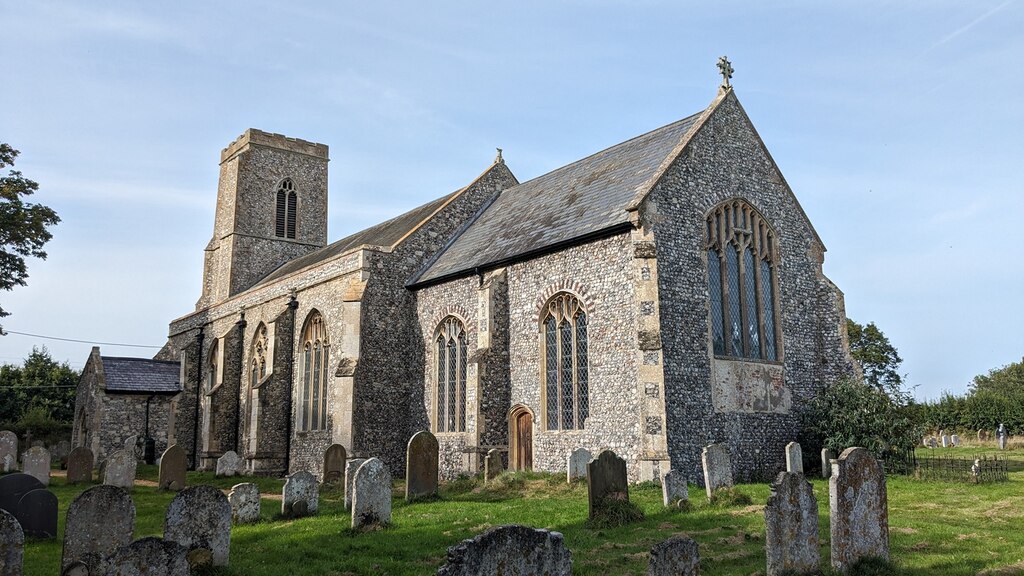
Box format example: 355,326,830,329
52,441,71,467
1,454,14,474
62,485,135,576
0,431,17,470
785,442,803,474
437,525,572,576
344,458,367,510
158,445,187,491
661,470,688,507
66,447,94,485
484,449,503,483
323,444,347,483
14,488,57,539
123,435,138,453
926,437,938,449
765,472,819,576
951,434,961,447
567,448,591,483
215,451,243,478
997,424,1008,450
103,449,137,489
164,485,231,569
978,429,987,442
701,443,733,499
352,458,392,530
821,448,835,479
0,474,44,520
228,483,261,524
0,507,24,576
647,535,700,576
282,471,318,518
405,432,438,501
829,447,889,572
107,537,189,576
941,434,950,448
21,447,50,487
586,450,629,520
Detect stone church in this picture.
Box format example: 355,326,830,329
157,82,854,484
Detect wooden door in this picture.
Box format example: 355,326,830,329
514,410,533,470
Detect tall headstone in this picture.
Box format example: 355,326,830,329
0,508,23,576
437,525,572,576
701,443,733,499
352,458,392,530
0,474,44,519
647,535,700,576
484,449,503,483
323,444,347,483
158,445,187,491
14,488,57,539
282,471,318,518
586,450,629,520
164,485,231,569
228,483,261,524
405,431,438,501
0,431,17,470
66,447,94,485
765,472,820,576
997,423,1008,450
344,458,367,510
62,485,136,576
566,448,591,483
103,449,137,489
21,447,50,487
107,537,189,576
820,448,835,479
661,470,688,507
940,434,950,448
785,442,803,474
215,451,243,478
829,447,889,572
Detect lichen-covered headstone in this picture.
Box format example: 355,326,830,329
62,485,136,576
164,485,231,569
647,535,700,576
701,443,732,499
661,470,688,507
586,450,628,520
14,488,57,539
566,448,591,483
0,508,24,576
0,431,17,470
21,447,50,487
228,483,260,524
323,444,346,483
406,431,438,501
829,447,889,572
66,447,94,485
158,445,187,491
103,449,137,489
820,448,835,479
765,472,819,575
344,458,367,510
282,471,318,518
215,451,243,477
0,474,43,521
484,449,502,483
785,442,803,474
352,458,391,530
437,525,572,576
107,537,189,576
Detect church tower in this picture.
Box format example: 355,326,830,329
197,129,328,309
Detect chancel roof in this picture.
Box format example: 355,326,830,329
101,356,181,394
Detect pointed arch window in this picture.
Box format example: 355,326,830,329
275,178,297,239
706,199,779,361
246,324,269,452
299,312,330,431
541,293,589,430
435,316,467,433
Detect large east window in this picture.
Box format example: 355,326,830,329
542,293,589,430
300,311,330,431
435,316,467,433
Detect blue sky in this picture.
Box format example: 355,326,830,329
1,1,1021,400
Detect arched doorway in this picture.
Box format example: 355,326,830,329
508,405,533,471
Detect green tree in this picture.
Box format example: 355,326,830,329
0,346,79,425
0,143,60,317
847,318,905,398
969,357,1024,398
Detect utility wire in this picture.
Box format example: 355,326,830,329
0,329,163,349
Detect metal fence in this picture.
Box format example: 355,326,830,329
884,451,1008,483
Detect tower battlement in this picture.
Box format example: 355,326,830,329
221,128,329,164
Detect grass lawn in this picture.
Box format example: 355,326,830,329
16,452,1024,576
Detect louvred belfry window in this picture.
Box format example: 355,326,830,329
299,311,329,431
435,317,467,433
542,293,589,430
275,178,297,239
706,199,779,361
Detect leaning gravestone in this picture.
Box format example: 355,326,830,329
107,537,189,576
0,508,24,576
228,483,260,524
215,451,243,477
821,448,835,479
701,443,733,499
437,525,572,576
21,447,51,487
647,535,700,576
323,444,346,483
406,431,438,501
586,450,629,521
158,445,187,491
62,485,136,576
785,442,803,474
765,472,819,576
282,471,318,518
164,485,231,569
829,447,889,572
484,449,502,483
661,470,688,507
344,458,367,510
0,431,17,470
14,488,57,539
352,458,392,530
567,448,591,483
66,447,94,484
103,449,137,489
0,473,44,519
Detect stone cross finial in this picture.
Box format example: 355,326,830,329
494,148,504,164
717,56,734,89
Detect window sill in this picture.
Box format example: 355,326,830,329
712,355,783,367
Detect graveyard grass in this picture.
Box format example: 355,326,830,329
17,448,1024,576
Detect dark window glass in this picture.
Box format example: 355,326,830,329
559,320,574,429
275,190,286,237
762,260,776,361
575,312,589,426
436,337,446,432
458,332,467,432
545,317,558,430
708,249,725,355
286,191,297,239
726,246,742,356
744,247,760,359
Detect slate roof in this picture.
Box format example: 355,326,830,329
101,356,181,394
412,111,704,285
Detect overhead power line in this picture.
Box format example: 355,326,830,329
0,329,163,349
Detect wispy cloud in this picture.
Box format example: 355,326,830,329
929,0,1014,50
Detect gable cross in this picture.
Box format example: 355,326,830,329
717,56,734,89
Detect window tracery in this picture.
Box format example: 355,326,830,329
299,312,329,431
541,293,588,430
435,316,467,433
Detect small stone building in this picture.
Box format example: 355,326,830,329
72,346,181,460
158,83,854,483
